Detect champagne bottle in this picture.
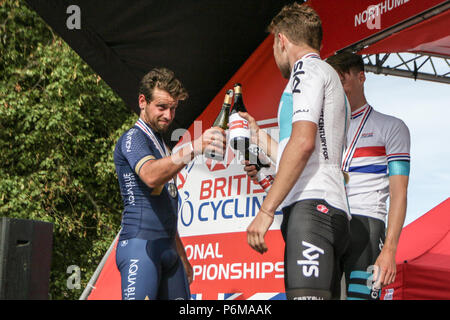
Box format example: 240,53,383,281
244,145,270,171
212,89,233,129
204,90,233,160
242,145,274,193
255,169,275,193
229,84,273,192
229,83,250,152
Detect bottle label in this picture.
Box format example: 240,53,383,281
229,113,250,140
257,173,274,192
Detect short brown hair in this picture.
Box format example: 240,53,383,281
139,67,188,102
268,3,322,51
326,52,365,75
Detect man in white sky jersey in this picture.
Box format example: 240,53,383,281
327,52,410,300
245,50,410,299
244,3,351,300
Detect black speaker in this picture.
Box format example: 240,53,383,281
0,217,53,300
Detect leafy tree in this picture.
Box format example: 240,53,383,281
0,0,136,299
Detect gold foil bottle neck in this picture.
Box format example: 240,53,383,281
224,89,233,105
233,83,242,94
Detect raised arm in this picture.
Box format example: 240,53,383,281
138,127,226,188
238,112,278,164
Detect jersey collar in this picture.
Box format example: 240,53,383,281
302,52,321,60
351,104,370,119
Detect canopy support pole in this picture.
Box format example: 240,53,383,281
79,231,120,300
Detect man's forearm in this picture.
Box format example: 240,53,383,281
139,143,194,188
384,175,409,251
261,122,315,212
256,128,278,164
385,195,407,251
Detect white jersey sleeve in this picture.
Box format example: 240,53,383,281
385,118,411,163
291,60,325,125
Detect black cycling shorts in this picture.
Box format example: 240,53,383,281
344,214,386,300
281,199,350,300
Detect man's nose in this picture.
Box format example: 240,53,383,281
163,108,173,120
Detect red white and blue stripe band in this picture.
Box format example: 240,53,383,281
135,118,170,157
303,53,321,60
135,118,176,185
387,153,410,162
342,105,373,172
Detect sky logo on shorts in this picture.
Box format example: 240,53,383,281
297,241,324,278
316,204,329,214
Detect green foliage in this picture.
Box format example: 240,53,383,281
0,0,137,299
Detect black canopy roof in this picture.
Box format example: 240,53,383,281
26,0,295,146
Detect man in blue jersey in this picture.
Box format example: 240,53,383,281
114,67,226,300
327,52,410,300
245,3,351,300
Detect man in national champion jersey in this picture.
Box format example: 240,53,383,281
327,52,410,300
244,3,351,300
114,67,226,300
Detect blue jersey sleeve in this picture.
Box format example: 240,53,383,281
120,128,157,174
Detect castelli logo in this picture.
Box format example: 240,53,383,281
316,204,329,214
205,146,235,172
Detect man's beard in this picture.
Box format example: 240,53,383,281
275,55,291,79
143,110,171,134
149,117,170,133
279,62,291,79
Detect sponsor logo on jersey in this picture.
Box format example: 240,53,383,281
125,128,136,153
297,241,324,278
123,172,136,206
293,108,310,116
361,132,374,138
292,61,305,94
318,109,329,160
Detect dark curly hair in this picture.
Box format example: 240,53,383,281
139,67,188,102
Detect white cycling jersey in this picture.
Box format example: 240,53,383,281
342,104,411,221
276,53,351,217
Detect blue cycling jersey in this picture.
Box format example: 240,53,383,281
114,121,179,241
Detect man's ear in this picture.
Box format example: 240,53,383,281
359,71,366,84
138,94,147,110
278,33,287,51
